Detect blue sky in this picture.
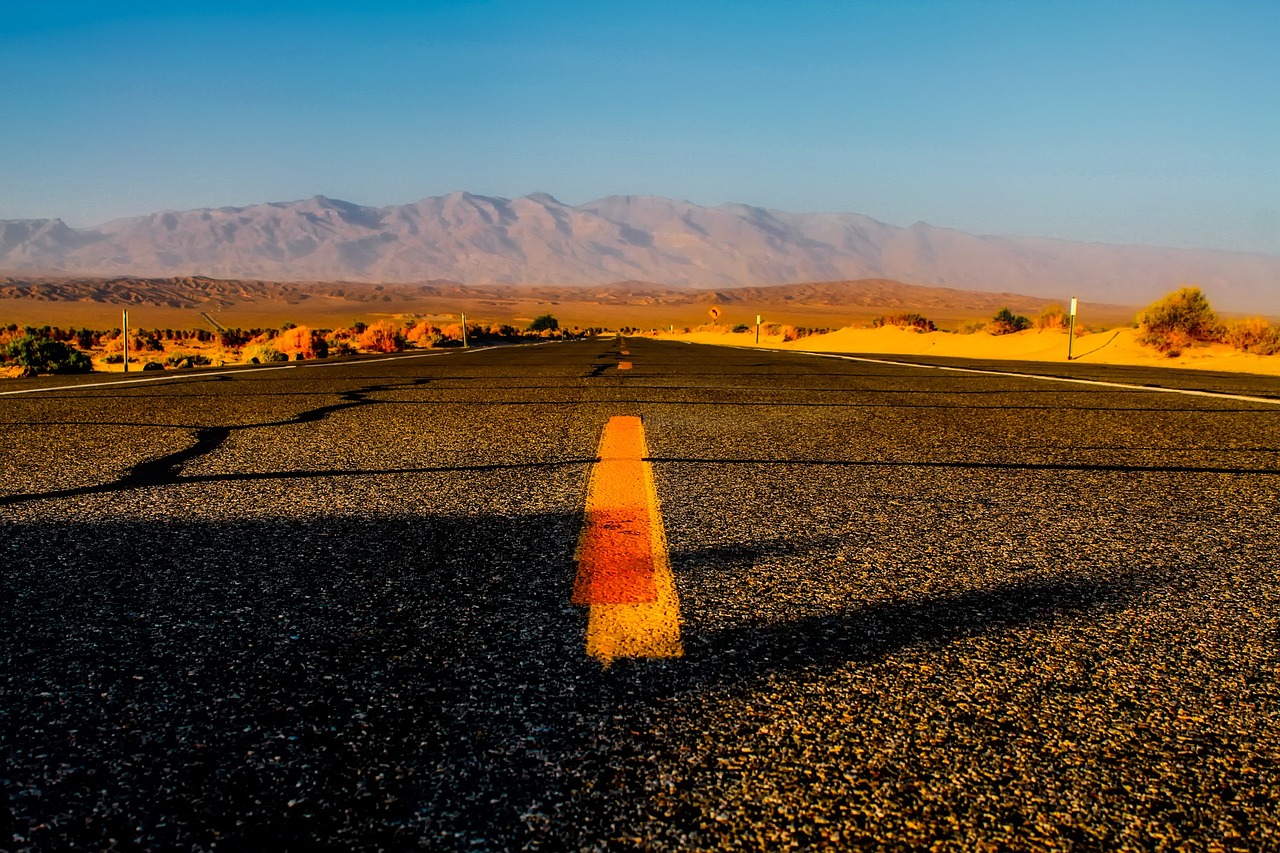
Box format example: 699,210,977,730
2,0,1277,253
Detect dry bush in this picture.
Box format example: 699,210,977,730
241,342,286,364
357,321,406,353
274,325,328,359
869,313,936,332
1137,287,1222,355
1036,305,1069,330
1223,317,1280,355
405,319,443,347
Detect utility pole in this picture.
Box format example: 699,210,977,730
122,309,129,373
1067,297,1078,361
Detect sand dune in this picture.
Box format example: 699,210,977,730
661,326,1280,377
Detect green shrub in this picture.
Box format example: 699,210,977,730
3,336,93,374
528,313,559,332
988,307,1032,335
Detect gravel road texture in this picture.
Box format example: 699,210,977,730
3,339,1279,850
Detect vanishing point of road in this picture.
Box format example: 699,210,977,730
3,338,1279,850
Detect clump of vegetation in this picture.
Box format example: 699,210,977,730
528,313,559,332
165,351,212,368
1035,305,1068,330
1222,317,1280,356
1136,287,1222,356
868,313,936,333
356,321,406,353
1,335,92,374
241,342,287,364
988,307,1032,335
273,325,329,359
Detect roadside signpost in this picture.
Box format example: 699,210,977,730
1068,297,1078,360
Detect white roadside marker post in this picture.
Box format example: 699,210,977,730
461,312,468,349
756,314,762,345
1068,297,1078,361
122,309,129,373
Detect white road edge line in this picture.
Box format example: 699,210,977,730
786,349,1280,406
0,346,501,396
0,364,298,396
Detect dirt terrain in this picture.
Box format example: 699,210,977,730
0,275,1140,332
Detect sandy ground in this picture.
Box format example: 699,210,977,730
656,326,1280,377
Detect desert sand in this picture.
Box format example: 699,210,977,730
657,325,1280,378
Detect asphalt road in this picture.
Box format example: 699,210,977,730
3,339,1279,851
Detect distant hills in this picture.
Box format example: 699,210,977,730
2,192,1277,312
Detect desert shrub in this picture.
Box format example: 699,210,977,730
1136,287,1222,355
274,325,328,359
869,313,936,332
164,351,212,367
219,328,251,348
242,342,287,364
406,320,443,347
131,333,164,352
528,314,559,332
357,321,406,353
142,361,164,371
988,307,1032,335
731,323,750,333
1223,317,1280,355
1036,305,1069,330
104,353,125,364
3,336,93,374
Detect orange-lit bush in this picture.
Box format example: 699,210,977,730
1223,317,1280,355
357,321,406,353
1036,305,1068,330
274,325,328,359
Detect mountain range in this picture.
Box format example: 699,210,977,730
2,192,1277,312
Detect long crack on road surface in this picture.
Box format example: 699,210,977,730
0,377,426,506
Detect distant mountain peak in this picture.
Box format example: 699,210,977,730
0,192,1276,312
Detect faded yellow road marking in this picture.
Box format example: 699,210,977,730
618,361,633,370
573,416,683,665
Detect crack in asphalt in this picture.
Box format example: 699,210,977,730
0,378,432,506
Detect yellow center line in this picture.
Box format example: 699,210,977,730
573,416,683,665
618,361,633,370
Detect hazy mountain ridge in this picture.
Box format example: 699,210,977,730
3,192,1277,312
